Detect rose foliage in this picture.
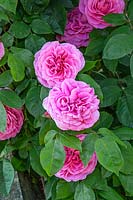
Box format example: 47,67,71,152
0,0,133,199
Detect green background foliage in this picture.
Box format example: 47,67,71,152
0,0,133,199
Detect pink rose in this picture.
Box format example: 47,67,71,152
56,7,93,48
0,106,24,140
79,0,125,29
0,42,5,60
34,41,85,88
55,134,97,182
43,78,100,131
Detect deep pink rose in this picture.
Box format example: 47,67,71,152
56,7,93,48
79,0,125,29
43,78,100,131
34,41,85,88
55,134,97,182
0,42,5,60
0,106,24,140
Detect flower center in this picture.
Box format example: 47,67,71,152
46,48,68,76
97,0,111,14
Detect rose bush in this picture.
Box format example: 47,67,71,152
34,41,85,88
0,0,133,199
79,0,125,28
43,78,100,131
56,7,93,47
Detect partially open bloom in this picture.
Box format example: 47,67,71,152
55,134,97,182
0,42,5,60
43,78,100,131
56,7,93,48
34,41,85,88
0,106,24,140
79,0,125,29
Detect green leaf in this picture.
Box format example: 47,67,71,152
80,60,98,73
93,111,113,130
120,142,133,175
40,86,49,100
0,49,8,67
30,145,46,177
50,0,67,34
128,0,133,21
110,25,131,37
44,130,57,143
8,53,25,82
117,94,133,128
0,159,14,196
45,177,57,200
80,133,98,166
0,71,13,87
40,137,65,176
9,21,30,39
113,127,133,140
15,79,30,95
98,187,124,200
95,137,124,175
99,79,121,107
78,74,103,101
103,13,126,26
119,173,133,196
0,101,6,132
0,141,7,154
31,19,53,34
59,133,82,152
39,119,56,145
103,59,118,73
1,32,14,48
56,180,74,200
20,0,49,15
0,89,23,108
60,0,73,8
0,11,9,22
11,157,27,172
103,34,133,60
0,0,18,14
25,86,44,117
10,47,33,68
130,54,133,78
74,182,95,200
25,34,46,54
98,128,126,148
84,168,107,190
85,37,105,56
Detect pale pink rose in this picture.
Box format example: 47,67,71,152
79,0,125,29
0,106,24,140
55,134,97,182
0,42,5,60
56,7,93,48
34,41,85,88
43,78,100,131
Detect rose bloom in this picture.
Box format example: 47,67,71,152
56,7,93,48
79,0,125,29
0,106,24,140
0,42,5,60
55,134,97,182
34,41,85,88
43,78,100,131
